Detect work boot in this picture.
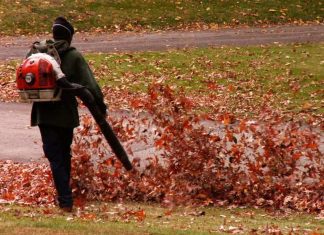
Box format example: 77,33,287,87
59,206,73,213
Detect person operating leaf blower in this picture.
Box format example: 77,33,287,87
28,17,108,212
20,16,132,212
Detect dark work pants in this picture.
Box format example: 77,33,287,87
39,125,74,208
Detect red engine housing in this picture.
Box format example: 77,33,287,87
16,57,61,101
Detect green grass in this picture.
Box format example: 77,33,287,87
0,43,322,116
86,42,324,115
0,0,322,35
0,203,322,234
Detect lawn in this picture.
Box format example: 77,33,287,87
1,42,323,118
86,42,324,116
0,202,322,234
0,0,322,35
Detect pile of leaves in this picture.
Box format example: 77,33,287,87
70,83,323,212
0,160,54,204
0,83,322,214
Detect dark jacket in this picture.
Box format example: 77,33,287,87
30,40,106,128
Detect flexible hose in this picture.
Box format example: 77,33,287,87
57,77,133,171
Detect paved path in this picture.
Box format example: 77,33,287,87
0,24,323,60
0,102,157,162
0,102,42,162
0,24,323,162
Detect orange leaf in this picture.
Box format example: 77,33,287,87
239,120,247,132
207,82,218,90
81,213,96,220
135,209,146,221
228,84,235,92
155,138,164,148
305,142,318,149
164,209,173,216
292,152,302,160
74,197,86,209
223,114,231,125
2,192,15,201
150,90,158,100
130,99,143,108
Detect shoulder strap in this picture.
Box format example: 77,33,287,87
29,40,61,64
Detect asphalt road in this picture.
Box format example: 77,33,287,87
0,102,157,162
0,24,323,162
0,24,323,60
0,102,41,162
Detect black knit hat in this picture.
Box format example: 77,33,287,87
52,17,74,43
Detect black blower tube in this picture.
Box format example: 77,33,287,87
57,78,133,171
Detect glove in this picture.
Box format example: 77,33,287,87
56,77,84,89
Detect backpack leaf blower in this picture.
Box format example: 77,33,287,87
16,53,133,171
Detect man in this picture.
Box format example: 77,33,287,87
30,17,107,212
